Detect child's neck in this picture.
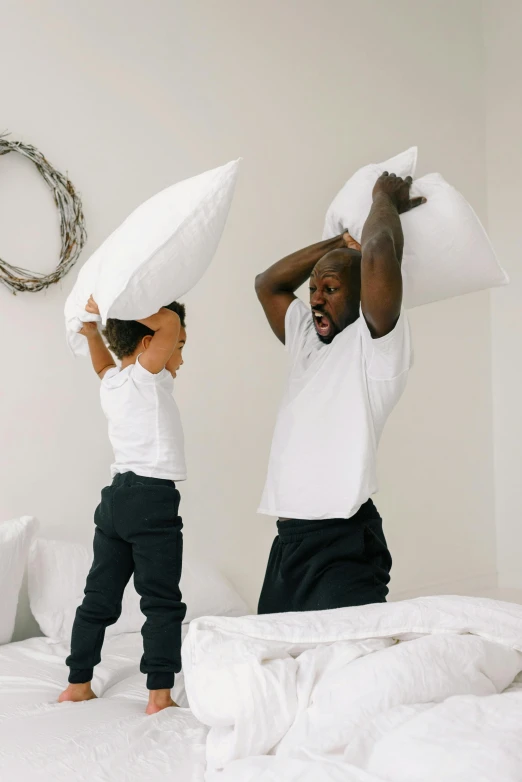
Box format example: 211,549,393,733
121,351,140,371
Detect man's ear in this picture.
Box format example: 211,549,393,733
142,335,153,351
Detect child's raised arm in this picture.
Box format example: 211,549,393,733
80,297,117,379
136,308,181,375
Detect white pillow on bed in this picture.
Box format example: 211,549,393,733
64,158,241,357
322,151,508,307
28,538,249,642
0,516,38,644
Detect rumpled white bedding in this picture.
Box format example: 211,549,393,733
0,631,207,781
183,595,522,782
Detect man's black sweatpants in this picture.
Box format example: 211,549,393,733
66,471,186,690
258,499,391,614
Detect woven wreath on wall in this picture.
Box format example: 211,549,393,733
0,134,87,293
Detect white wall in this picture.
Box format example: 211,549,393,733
484,0,522,588
0,0,497,640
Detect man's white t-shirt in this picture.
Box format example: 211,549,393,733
258,299,412,520
100,357,186,482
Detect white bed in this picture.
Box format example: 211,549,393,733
4,528,522,781
0,534,250,781
0,630,207,781
184,595,522,782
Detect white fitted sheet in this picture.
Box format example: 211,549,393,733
0,631,207,781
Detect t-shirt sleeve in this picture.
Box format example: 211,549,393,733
285,298,316,358
358,308,413,381
101,366,121,386
132,355,167,384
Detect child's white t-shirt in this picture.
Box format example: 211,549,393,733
100,356,186,482
258,298,412,521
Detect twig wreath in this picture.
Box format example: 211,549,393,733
0,134,87,293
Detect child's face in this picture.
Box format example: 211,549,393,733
166,327,186,379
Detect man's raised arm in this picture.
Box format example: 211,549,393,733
360,173,426,338
255,234,353,343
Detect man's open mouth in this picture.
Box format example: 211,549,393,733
313,310,333,338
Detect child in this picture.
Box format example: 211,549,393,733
58,296,187,714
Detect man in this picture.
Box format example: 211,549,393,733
255,172,426,614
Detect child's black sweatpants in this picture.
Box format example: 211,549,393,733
257,499,391,614
66,471,186,690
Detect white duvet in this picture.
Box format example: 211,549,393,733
0,631,207,781
183,596,522,782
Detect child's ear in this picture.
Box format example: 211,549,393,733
142,335,153,351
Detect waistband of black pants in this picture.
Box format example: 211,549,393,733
276,499,380,542
111,471,176,488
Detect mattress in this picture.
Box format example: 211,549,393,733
0,631,207,781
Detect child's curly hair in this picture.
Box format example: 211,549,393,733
103,302,186,360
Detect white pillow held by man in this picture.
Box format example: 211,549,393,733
322,147,418,242
400,172,508,307
323,148,507,307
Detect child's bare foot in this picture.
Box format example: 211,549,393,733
58,683,97,703
146,688,177,714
